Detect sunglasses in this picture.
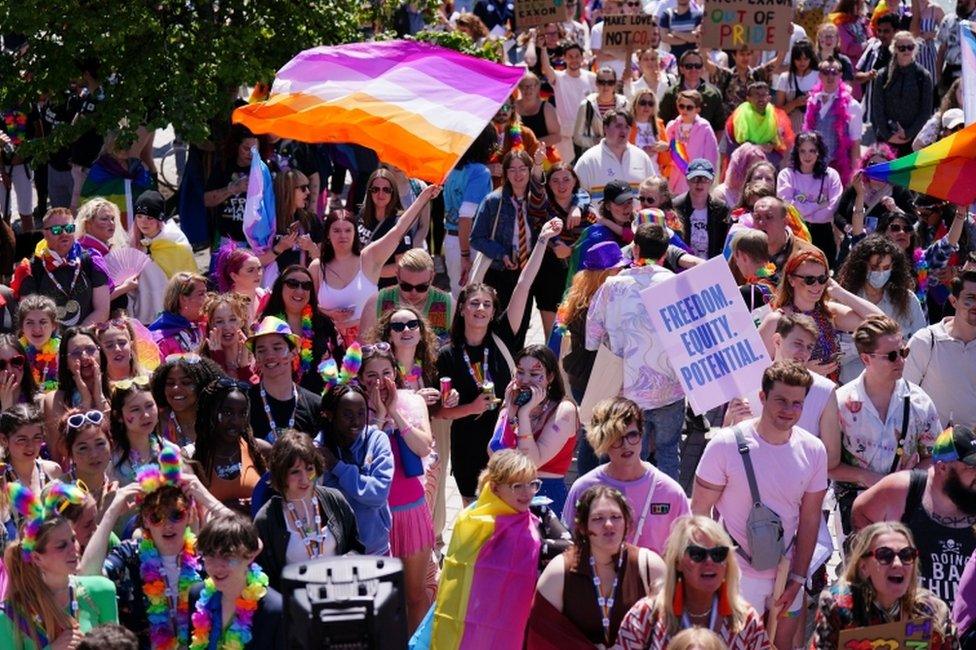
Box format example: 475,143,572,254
66,410,105,430
283,278,313,291
67,345,99,359
399,280,430,293
43,223,77,235
145,508,189,526
95,318,129,333
390,319,421,333
165,352,202,364
866,546,918,565
637,99,655,107
677,103,697,111
887,223,910,233
362,342,392,355
639,195,656,205
686,544,730,563
369,185,393,195
113,376,151,392
896,44,916,52
596,79,616,86
868,347,910,362
681,62,704,70
509,479,543,494
791,273,829,286
0,355,25,372
610,430,642,448
820,68,841,76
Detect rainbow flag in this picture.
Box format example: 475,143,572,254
79,154,154,228
862,122,976,205
669,138,690,176
427,485,540,650
233,40,524,183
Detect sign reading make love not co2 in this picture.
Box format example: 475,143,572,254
701,0,793,51
601,14,656,54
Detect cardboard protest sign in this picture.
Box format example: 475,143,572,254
601,13,656,54
838,617,936,649
640,256,770,415
701,0,793,52
514,0,569,30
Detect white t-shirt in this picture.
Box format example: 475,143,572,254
689,207,708,258
772,70,820,97
553,69,596,139
741,370,835,438
696,421,828,579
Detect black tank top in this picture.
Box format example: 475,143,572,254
520,104,549,140
900,469,976,608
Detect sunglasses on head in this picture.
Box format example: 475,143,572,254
791,273,829,286
43,223,77,235
66,410,105,430
866,546,918,565
216,377,252,392
0,355,25,372
596,79,616,86
390,319,421,333
113,376,151,392
283,277,313,291
685,544,730,563
369,185,393,195
868,347,910,362
145,508,188,526
681,62,703,70
399,280,430,293
362,341,392,355
896,43,916,52
95,318,129,333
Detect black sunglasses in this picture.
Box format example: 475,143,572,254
896,44,916,52
283,278,314,291
868,347,910,362
369,185,393,195
686,545,730,563
866,546,918,565
637,99,655,107
887,223,911,233
399,281,430,293
791,273,829,286
596,79,616,86
390,319,421,333
639,195,656,205
681,62,704,70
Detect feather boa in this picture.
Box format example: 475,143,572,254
802,81,856,185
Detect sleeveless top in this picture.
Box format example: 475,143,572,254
376,285,452,343
562,543,647,646
317,263,377,340
796,371,834,437
208,439,262,506
520,103,550,140
536,402,578,476
900,469,976,608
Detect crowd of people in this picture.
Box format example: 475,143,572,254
2,0,976,648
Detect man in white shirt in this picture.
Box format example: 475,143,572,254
574,110,658,208
540,41,596,162
692,359,828,650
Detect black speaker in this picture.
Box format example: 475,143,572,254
281,555,407,650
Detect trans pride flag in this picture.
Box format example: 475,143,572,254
242,145,276,254
233,40,525,183
962,21,976,124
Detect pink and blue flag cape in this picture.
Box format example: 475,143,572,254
961,21,976,124
242,145,276,254
233,40,525,183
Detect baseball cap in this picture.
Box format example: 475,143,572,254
686,158,715,181
134,190,166,221
932,425,976,466
942,108,965,131
603,179,636,205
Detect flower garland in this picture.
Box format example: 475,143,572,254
3,111,28,148
913,247,930,305
189,563,269,650
140,527,201,649
21,336,60,392
282,306,314,379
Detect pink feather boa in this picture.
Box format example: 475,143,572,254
802,81,855,185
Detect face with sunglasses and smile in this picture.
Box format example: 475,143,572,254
41,208,78,258
881,213,914,252
787,259,830,308
850,523,920,611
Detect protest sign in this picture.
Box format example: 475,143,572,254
601,14,656,54
514,0,568,30
838,618,935,649
701,0,793,52
640,256,770,415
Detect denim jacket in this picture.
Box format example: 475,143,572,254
470,187,538,271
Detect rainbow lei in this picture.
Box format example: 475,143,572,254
140,528,201,649
489,122,524,164
913,247,930,304
2,111,28,148
189,563,269,650
21,336,60,392
281,306,314,379
398,360,423,387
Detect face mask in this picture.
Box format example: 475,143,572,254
867,269,892,289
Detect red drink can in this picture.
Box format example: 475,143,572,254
440,377,452,402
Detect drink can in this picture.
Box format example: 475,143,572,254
482,381,497,409
439,377,452,402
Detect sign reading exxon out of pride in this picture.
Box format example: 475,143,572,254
640,256,771,415
701,0,793,52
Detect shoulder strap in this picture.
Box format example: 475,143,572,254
918,327,937,385
733,425,763,506
491,331,516,376
489,194,503,239
889,394,912,474
637,546,653,594
901,469,927,523
584,100,595,137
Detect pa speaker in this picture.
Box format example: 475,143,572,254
281,555,407,649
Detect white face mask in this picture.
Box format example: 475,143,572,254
868,268,892,289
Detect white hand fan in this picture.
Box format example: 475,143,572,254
104,247,150,284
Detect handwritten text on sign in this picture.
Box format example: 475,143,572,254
838,617,934,649
515,0,568,30
602,14,656,54
641,256,770,415
701,0,793,51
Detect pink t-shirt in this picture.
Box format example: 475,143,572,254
696,422,828,579
562,462,690,556
387,390,430,508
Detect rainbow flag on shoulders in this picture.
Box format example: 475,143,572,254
669,138,690,176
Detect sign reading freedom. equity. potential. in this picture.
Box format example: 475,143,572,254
701,0,793,52
640,256,771,415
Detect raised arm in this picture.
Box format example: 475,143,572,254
79,483,142,575
505,218,563,333
362,184,441,283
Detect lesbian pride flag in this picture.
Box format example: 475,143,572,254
863,122,976,205
233,41,524,183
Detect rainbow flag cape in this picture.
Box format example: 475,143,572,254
79,154,154,228
863,121,976,205
669,138,690,176
242,145,276,254
426,485,540,650
233,40,524,183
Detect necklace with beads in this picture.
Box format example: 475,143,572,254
259,381,297,443
589,546,626,646
286,497,326,558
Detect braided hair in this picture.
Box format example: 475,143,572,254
192,379,267,482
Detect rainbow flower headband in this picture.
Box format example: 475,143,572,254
135,444,184,505
317,341,363,390
8,481,86,561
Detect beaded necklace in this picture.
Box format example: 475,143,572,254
21,336,60,392
279,307,314,379
286,497,326,558
259,381,297,443
680,597,718,632
139,528,201,649
461,346,490,387
189,563,269,650
588,546,626,646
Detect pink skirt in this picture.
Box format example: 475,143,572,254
390,498,435,558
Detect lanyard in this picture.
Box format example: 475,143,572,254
589,547,626,646
681,597,718,632
43,262,81,299
461,345,490,387
286,498,325,559
260,382,297,442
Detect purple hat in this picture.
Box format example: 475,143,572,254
580,240,627,270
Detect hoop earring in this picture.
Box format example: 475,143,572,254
673,574,685,616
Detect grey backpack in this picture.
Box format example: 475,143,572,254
733,426,785,571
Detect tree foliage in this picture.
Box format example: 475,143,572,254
0,0,362,160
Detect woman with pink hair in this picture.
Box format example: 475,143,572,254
215,246,267,324
713,143,768,208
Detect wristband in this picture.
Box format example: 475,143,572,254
789,572,806,585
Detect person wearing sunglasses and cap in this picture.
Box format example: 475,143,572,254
80,445,234,649
810,522,959,649
827,315,941,534
13,207,110,328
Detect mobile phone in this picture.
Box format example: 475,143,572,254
514,388,533,407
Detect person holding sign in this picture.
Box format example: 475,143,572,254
659,0,703,61
809,522,959,649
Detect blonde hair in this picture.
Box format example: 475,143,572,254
476,449,537,494
730,229,769,264
586,397,644,456
397,248,434,273
656,516,750,636
198,293,251,359
3,519,76,647
76,198,127,248
162,272,207,314
668,627,729,650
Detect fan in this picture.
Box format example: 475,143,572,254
104,247,150,284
